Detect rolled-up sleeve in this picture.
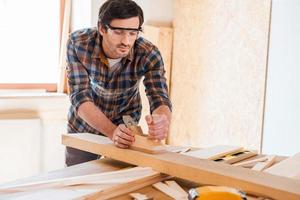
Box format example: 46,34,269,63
143,47,172,113
66,37,93,112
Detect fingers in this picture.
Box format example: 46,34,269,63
119,124,134,136
147,114,169,140
145,115,152,124
113,124,135,148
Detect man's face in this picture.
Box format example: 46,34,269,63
99,17,140,59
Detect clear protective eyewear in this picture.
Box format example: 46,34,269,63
105,24,142,39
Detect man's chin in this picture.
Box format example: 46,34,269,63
116,49,130,57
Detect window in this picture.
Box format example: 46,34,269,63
0,0,60,88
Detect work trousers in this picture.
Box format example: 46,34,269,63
65,126,101,166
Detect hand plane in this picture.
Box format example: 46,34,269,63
122,115,166,154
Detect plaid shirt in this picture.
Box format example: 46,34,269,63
66,28,172,134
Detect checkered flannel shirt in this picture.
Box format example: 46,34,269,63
66,28,172,134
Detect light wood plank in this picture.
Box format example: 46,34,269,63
153,182,186,200
130,193,150,200
165,180,188,197
131,134,166,154
183,145,243,160
233,156,269,168
139,25,173,136
252,156,276,171
57,0,71,93
215,150,257,164
0,167,157,193
265,153,300,178
62,133,300,200
82,173,168,200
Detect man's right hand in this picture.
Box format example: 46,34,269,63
112,124,135,148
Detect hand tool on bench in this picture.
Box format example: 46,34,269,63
122,115,167,154
188,186,247,200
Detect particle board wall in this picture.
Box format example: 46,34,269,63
169,0,271,150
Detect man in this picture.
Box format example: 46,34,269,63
66,0,172,166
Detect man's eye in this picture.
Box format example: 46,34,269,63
113,30,123,35
129,31,138,36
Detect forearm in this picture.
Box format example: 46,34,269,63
77,101,116,139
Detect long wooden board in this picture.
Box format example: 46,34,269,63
62,133,300,200
0,167,157,193
265,153,300,178
183,145,243,160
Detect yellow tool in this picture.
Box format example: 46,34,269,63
188,186,247,200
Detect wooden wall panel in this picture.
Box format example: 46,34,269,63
139,25,173,133
169,0,271,150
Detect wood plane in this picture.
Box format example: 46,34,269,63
123,115,167,154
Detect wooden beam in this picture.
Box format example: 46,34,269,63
183,145,243,160
57,0,71,93
252,155,276,171
165,180,188,197
131,134,166,154
62,133,300,200
152,182,186,199
0,83,56,92
82,172,168,199
233,156,269,168
129,193,150,200
265,153,300,178
0,167,158,193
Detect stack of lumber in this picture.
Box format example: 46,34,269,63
60,133,300,200
1,133,300,200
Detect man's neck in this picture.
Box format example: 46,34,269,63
101,41,119,59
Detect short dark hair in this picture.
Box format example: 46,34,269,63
98,0,144,29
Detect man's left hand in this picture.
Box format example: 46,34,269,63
145,114,169,140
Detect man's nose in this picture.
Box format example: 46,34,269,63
120,33,130,45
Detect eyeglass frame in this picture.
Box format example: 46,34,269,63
104,24,143,38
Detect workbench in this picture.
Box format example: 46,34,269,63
1,133,299,199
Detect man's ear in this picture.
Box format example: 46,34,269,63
98,24,106,36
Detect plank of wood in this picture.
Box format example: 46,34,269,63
82,173,168,200
165,145,191,153
153,182,186,199
214,150,257,164
62,133,300,200
252,156,276,171
233,156,269,167
131,134,166,154
183,145,243,160
138,25,173,137
265,152,300,178
0,167,157,193
165,180,188,197
57,0,71,93
130,193,151,200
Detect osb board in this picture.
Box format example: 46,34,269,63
169,0,271,150
138,25,173,133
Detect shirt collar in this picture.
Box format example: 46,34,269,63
91,31,134,63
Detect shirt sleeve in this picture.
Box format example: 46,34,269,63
143,46,172,113
66,37,93,112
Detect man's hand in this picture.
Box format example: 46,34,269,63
145,114,170,140
112,124,135,148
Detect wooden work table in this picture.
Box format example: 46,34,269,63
0,157,278,200
1,133,299,199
